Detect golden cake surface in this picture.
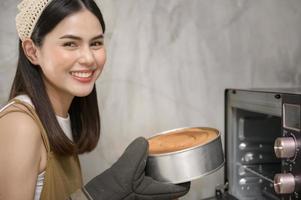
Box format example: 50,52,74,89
148,128,218,154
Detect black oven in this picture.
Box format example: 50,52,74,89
214,89,301,200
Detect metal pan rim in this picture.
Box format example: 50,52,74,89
159,160,225,184
148,126,221,157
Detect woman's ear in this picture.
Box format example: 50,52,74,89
22,39,40,65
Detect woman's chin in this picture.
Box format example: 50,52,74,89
72,88,94,97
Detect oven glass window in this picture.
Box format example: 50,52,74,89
283,103,300,131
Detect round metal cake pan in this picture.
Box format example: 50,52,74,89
146,127,225,184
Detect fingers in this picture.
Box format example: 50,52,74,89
134,176,191,200
176,182,191,190
111,137,149,180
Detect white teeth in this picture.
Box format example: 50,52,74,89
71,71,93,78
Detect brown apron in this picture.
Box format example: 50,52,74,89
0,99,83,200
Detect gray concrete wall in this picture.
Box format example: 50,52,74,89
1,0,301,199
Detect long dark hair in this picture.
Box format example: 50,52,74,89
10,0,106,155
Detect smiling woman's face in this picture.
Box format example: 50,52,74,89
35,8,106,100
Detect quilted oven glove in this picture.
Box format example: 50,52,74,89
84,137,190,200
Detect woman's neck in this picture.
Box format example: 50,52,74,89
49,95,72,118
45,89,73,118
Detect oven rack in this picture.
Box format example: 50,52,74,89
237,163,280,184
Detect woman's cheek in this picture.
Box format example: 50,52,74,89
51,48,76,64
94,67,103,80
96,49,106,66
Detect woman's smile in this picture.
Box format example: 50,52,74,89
70,70,95,83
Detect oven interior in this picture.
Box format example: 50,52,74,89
225,90,283,200
228,109,281,199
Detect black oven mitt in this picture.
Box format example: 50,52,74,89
83,137,190,200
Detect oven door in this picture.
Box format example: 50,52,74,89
220,89,283,200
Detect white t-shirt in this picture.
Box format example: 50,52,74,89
14,95,73,200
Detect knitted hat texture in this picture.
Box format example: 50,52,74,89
16,0,53,41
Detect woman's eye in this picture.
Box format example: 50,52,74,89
63,42,77,47
91,41,103,47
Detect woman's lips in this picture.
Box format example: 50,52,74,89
70,70,94,83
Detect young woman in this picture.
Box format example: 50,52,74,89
0,0,190,199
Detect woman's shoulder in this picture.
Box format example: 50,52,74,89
0,100,43,199
0,100,41,147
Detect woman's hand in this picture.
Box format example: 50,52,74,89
83,137,190,200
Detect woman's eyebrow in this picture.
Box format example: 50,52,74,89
59,34,104,41
59,35,81,40
91,34,104,40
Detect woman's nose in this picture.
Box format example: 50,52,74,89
78,46,95,66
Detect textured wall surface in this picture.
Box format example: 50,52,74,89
0,1,18,104
1,0,301,199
